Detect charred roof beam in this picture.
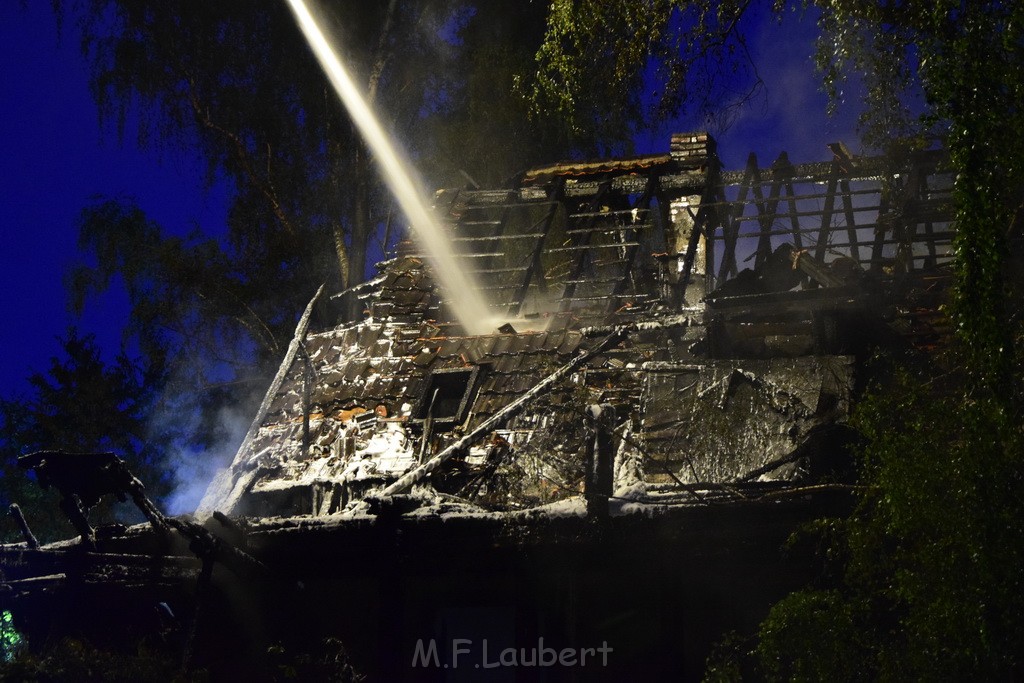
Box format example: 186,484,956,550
606,174,660,314
558,180,614,312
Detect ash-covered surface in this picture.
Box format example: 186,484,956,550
642,356,855,482
197,132,954,521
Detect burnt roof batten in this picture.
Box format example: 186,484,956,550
510,177,566,317
716,154,758,284
840,178,862,264
558,180,614,312
606,174,659,313
779,154,804,251
814,171,841,262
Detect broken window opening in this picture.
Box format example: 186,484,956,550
412,367,481,430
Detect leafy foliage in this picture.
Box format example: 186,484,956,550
421,2,572,186
530,1,1023,679
810,0,1024,397
527,0,762,147
266,637,363,682
0,637,204,683
753,0,1024,675
69,199,282,436
753,359,1024,680
0,612,24,664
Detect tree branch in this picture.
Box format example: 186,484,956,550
185,79,297,235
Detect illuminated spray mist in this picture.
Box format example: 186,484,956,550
286,0,493,335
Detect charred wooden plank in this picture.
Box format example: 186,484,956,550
707,285,866,316
8,504,39,550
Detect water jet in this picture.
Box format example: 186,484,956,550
286,0,494,335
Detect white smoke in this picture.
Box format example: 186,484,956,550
158,405,251,516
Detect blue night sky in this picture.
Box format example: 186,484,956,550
0,3,860,399
0,2,229,397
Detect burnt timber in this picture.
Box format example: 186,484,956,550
1,133,955,681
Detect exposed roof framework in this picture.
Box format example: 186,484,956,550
193,132,955,519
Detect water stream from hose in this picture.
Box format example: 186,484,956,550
287,0,493,335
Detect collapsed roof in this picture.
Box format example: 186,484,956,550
196,133,955,520
0,133,959,681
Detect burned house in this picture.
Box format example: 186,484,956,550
198,133,952,518
1,134,954,680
